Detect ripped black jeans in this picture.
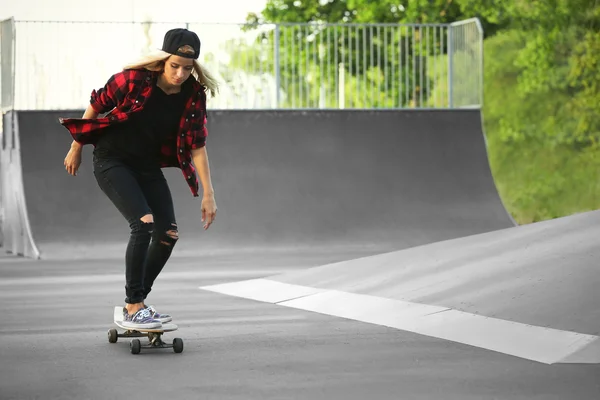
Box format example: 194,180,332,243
93,155,178,304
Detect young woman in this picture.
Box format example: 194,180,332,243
60,28,218,329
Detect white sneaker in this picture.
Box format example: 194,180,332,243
145,305,172,323
121,307,162,329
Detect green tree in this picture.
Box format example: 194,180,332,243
468,0,600,146
242,0,470,108
482,29,600,223
248,0,465,25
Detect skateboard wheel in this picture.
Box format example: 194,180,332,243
173,338,184,353
130,339,141,354
108,329,118,343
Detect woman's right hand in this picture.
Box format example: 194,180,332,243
64,143,83,176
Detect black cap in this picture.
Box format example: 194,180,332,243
161,28,201,59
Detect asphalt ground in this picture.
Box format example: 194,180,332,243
1,250,598,400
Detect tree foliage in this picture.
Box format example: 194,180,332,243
247,0,464,24
240,1,470,108
469,0,600,147
233,0,600,145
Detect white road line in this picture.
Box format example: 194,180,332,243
201,278,325,303
200,279,600,365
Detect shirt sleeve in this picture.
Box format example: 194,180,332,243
190,114,208,149
89,70,130,114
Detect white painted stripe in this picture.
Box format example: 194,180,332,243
200,279,600,364
278,289,451,322
278,290,597,365
200,278,325,304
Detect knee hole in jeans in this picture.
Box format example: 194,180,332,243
131,215,154,236
160,224,178,246
140,214,154,224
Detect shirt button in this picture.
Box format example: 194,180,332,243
135,100,139,103
192,114,195,117
186,119,188,122
180,149,183,153
192,102,195,105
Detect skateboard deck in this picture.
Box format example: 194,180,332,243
108,306,183,354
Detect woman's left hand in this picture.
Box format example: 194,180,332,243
201,193,217,230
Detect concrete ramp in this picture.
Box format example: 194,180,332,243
0,112,39,258
5,109,513,258
202,209,600,364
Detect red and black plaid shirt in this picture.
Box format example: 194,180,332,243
59,68,209,197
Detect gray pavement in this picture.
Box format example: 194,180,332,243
1,252,599,400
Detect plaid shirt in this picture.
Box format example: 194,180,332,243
59,68,209,197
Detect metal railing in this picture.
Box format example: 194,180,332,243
0,18,483,110
1,18,15,112
448,19,484,108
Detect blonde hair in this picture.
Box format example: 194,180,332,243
123,47,219,98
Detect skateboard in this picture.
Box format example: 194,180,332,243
107,306,184,355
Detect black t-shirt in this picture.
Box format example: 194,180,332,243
94,82,189,169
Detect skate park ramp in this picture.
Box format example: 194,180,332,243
4,109,515,259
202,209,600,365
0,112,39,258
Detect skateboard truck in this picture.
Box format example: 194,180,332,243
107,327,183,354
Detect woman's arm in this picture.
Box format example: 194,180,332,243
191,146,217,229
82,104,100,119
70,105,100,150
191,146,215,196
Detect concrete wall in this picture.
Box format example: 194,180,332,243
10,109,514,259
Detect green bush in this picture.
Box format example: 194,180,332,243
482,30,600,224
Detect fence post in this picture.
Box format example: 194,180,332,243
1,18,16,113
0,17,16,250
338,62,345,109
447,24,453,109
476,19,484,109
274,24,281,108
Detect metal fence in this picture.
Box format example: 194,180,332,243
0,18,483,110
1,19,15,112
